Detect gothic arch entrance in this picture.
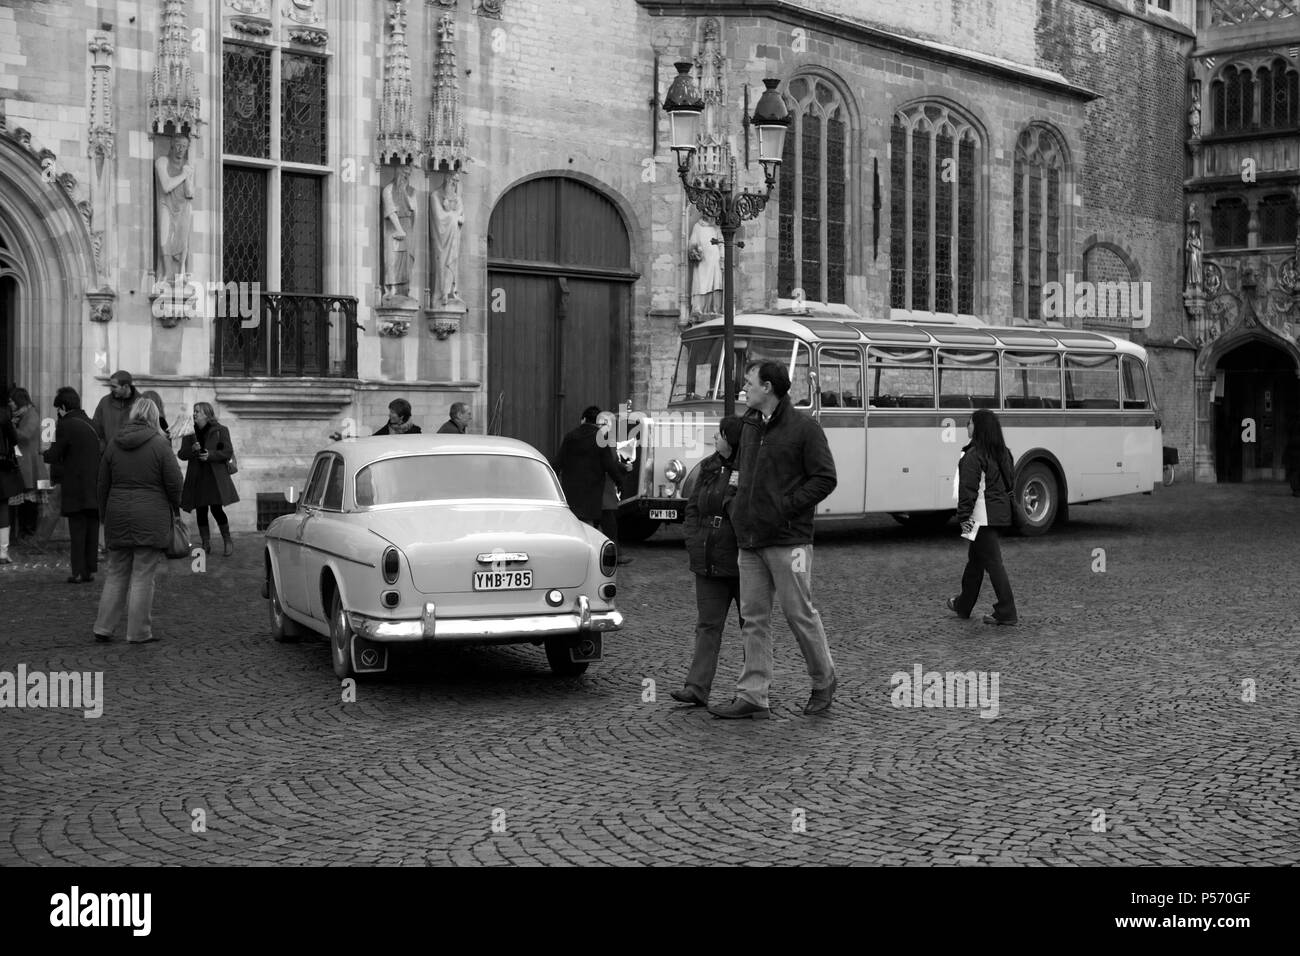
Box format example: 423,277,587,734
485,175,638,458
1211,339,1299,482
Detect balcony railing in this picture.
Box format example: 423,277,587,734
214,291,359,378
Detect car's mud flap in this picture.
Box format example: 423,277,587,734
570,634,603,663
351,636,390,674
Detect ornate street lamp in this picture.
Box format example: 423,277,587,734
663,63,789,416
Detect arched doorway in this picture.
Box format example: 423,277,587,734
486,176,638,457
1213,340,1299,482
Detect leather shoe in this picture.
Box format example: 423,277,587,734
93,632,112,643
708,698,770,719
804,675,837,715
669,687,708,706
946,597,969,619
127,636,161,644
983,615,1018,626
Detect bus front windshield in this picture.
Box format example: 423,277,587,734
670,335,810,405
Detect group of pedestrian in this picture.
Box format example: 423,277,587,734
329,399,470,440
666,361,1020,719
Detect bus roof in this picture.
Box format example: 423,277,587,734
684,311,1146,356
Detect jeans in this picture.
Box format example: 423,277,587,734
735,545,835,708
954,526,1017,621
684,574,742,699
93,547,164,642
67,510,100,578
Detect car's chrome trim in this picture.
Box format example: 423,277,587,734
346,602,623,643
293,541,376,568
476,552,529,563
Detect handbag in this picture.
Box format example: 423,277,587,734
166,512,193,560
226,449,238,476
998,456,1029,530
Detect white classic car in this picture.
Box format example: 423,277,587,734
261,435,623,678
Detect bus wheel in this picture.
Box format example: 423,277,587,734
1015,462,1058,536
618,517,661,543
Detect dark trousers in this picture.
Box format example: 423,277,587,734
1289,468,1300,496
195,504,229,533
600,510,618,559
16,499,38,537
955,526,1017,621
67,509,100,578
684,574,743,698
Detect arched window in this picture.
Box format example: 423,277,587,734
1212,197,1248,247
1257,59,1299,130
1082,244,1135,331
1259,194,1297,245
777,75,849,303
1012,126,1066,323
1211,66,1254,133
889,103,979,316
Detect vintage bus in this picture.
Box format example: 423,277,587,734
616,303,1163,540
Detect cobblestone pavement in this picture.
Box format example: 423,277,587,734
1,482,1297,866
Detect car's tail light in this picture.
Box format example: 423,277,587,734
600,583,616,601
381,590,400,608
382,546,400,585
600,542,616,576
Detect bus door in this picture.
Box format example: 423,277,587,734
1064,353,1126,497
814,346,867,515
864,345,937,512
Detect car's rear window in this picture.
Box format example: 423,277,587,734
354,454,563,506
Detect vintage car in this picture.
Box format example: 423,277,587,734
261,435,623,678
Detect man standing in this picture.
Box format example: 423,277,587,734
92,371,139,453
709,361,838,719
436,402,472,434
554,406,633,530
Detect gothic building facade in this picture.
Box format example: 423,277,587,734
0,0,1294,530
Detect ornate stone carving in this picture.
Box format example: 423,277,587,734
288,27,328,46
427,315,460,339
377,0,421,165
229,0,271,14
285,0,322,25
87,293,115,323
155,135,196,283
230,15,273,37
693,18,730,177
378,316,412,337
429,172,464,306
88,33,115,159
475,0,503,18
381,164,418,306
1187,82,1201,140
149,0,201,137
425,14,466,171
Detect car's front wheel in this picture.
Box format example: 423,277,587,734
329,591,356,680
268,571,301,643
544,638,590,677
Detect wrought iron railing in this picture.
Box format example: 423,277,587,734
214,291,359,378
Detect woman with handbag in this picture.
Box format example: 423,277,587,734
0,405,25,563
92,398,182,644
42,387,102,583
179,401,240,556
948,408,1019,626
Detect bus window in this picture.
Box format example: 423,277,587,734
732,337,801,404
817,347,864,409
671,337,723,402
867,347,934,408
1065,353,1119,409
791,342,813,407
1003,352,1062,409
938,349,1000,409
1121,356,1149,410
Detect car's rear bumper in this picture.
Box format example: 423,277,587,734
347,596,623,644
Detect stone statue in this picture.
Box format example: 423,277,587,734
154,135,194,283
1186,221,1203,292
430,174,464,306
1188,86,1201,139
381,164,417,305
689,216,723,317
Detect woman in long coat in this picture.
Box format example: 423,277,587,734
949,408,1019,626
7,386,46,541
179,401,240,556
0,406,23,563
93,398,182,644
42,386,102,583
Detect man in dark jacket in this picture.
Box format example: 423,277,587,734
43,387,102,582
91,370,139,453
436,401,471,434
554,405,633,527
709,361,838,719
671,415,744,706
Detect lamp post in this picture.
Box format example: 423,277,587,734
663,63,789,416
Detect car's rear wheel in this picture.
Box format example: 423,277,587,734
268,571,301,643
544,638,590,676
329,591,356,680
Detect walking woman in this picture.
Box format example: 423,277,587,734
0,405,24,563
670,415,745,705
42,387,102,583
179,401,240,556
7,386,47,542
93,398,182,644
948,408,1019,625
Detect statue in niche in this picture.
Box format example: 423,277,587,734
381,164,417,305
689,215,723,318
1188,86,1201,139
1185,220,1203,292
430,174,465,307
155,135,195,283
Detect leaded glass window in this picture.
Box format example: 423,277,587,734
1259,60,1299,130
890,103,980,316
282,173,323,292
223,44,271,158
1012,126,1066,323
281,53,327,165
221,166,269,375
776,76,850,303
1212,198,1248,247
1259,194,1297,245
